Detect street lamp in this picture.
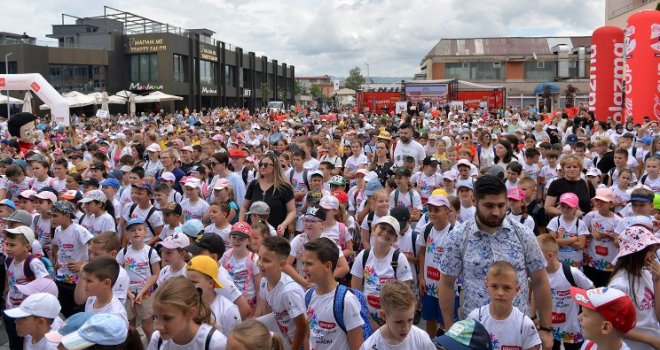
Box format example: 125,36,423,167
5,53,12,118
364,63,370,90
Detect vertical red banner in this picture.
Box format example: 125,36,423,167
623,10,660,124
589,26,625,122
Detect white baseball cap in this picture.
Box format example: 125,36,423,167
4,293,61,319
4,226,36,244
319,195,340,210
373,215,401,235
146,143,161,153
160,171,176,182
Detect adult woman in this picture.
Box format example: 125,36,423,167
476,130,495,169
493,139,517,169
159,148,186,193
369,140,394,186
320,142,343,175
131,143,146,168
545,155,595,217
531,121,549,143
239,153,295,235
109,136,131,168
454,131,477,164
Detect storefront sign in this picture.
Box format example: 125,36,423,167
129,82,164,91
201,86,218,94
200,46,218,61
244,88,251,97
125,37,167,53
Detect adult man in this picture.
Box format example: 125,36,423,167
438,175,553,350
392,123,426,170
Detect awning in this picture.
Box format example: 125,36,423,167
534,82,560,94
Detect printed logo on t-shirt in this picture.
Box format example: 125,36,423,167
640,287,654,311
427,266,440,281
367,294,381,309
595,246,608,256
552,312,566,324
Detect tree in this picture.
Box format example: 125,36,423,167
293,80,305,96
260,81,271,104
344,66,366,91
310,85,322,97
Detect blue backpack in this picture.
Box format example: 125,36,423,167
6,254,57,280
304,284,373,339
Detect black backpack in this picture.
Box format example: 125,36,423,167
288,169,310,190
361,248,401,274
128,204,158,238
563,263,577,287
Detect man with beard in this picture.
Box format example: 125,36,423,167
392,123,426,170
437,175,553,350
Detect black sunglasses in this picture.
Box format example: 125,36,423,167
259,163,273,168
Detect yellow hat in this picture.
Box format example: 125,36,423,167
431,188,448,197
186,255,223,288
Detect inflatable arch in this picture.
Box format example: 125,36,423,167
0,73,69,126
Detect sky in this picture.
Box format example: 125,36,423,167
4,0,605,77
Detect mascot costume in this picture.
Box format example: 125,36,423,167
7,112,38,157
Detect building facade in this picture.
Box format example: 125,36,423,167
606,0,658,28
419,36,591,109
0,6,294,113
296,75,335,97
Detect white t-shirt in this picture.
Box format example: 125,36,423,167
5,256,49,308
347,186,367,213
506,213,535,233
580,340,631,350
546,216,589,268
320,155,343,169
53,223,93,284
209,293,241,336
148,323,227,350
180,197,210,222
290,233,344,276
112,266,130,303
393,140,426,169
217,266,243,303
467,305,541,350
158,223,181,240
411,171,443,200
122,204,164,242
360,325,435,350
322,222,353,251
547,265,593,344
350,248,413,323
389,189,423,211
521,162,541,181
609,185,631,213
157,265,186,286
640,174,660,193
24,336,58,350
220,251,260,302
84,295,129,324
205,223,232,247
80,212,115,237
32,214,53,258
258,273,306,345
582,212,622,272
115,244,161,294
416,222,452,298
344,154,369,186
30,177,55,192
538,165,558,184
307,287,364,350
459,206,476,223
608,270,660,350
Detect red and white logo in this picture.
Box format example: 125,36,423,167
30,82,40,92
552,312,567,324
319,321,336,330
367,294,381,309
427,266,440,281
595,246,609,256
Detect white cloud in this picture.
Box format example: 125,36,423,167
3,0,604,77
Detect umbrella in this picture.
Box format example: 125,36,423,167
39,91,96,110
134,91,183,103
21,92,32,113
114,90,135,99
89,92,126,105
534,82,560,95
0,93,24,104
128,94,136,116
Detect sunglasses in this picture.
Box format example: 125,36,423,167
296,133,304,136
207,162,217,167
259,163,273,168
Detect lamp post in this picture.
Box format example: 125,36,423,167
364,63,370,90
5,52,13,118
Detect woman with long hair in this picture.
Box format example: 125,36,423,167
493,139,516,169
369,140,393,186
476,130,495,169
109,137,131,169
320,141,343,175
239,153,296,236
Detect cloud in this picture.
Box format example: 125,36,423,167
4,0,604,77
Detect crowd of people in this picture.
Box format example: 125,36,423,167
0,103,657,350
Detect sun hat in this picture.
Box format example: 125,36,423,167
246,201,270,215
571,287,636,333
16,278,58,297
229,221,252,239
60,314,129,350
427,194,450,208
3,293,61,319
456,179,474,191
432,319,493,350
355,169,369,177
79,190,107,204
319,195,340,210
586,167,602,177
33,191,57,204
373,215,400,235
0,199,15,211
507,187,526,201
329,175,347,186
431,188,448,197
158,233,190,250
364,171,379,183
181,219,205,238
614,226,660,261
19,189,37,199
186,255,223,288
183,178,202,189
593,188,615,203
184,233,226,257
559,192,579,208
125,218,145,230
442,170,457,181
5,226,36,243
5,209,34,227
213,178,231,191
44,312,95,343
456,159,472,168
146,143,161,153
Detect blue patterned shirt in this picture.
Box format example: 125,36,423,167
439,218,547,318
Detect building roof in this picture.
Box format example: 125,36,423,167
424,36,591,59
296,75,332,81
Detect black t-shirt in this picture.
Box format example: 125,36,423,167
245,180,294,228
547,178,596,214
373,161,394,186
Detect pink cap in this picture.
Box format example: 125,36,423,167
427,194,449,208
34,191,58,204
160,172,176,182
356,169,369,176
212,134,224,141
443,170,457,181
593,188,614,203
507,187,526,201
180,146,194,152
559,192,579,208
456,159,472,168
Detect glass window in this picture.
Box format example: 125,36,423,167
150,54,158,82
131,56,139,81
173,54,186,82
524,61,557,81
445,62,504,81
199,60,217,85
131,54,158,82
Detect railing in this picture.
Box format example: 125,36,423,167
0,40,107,50
609,0,655,18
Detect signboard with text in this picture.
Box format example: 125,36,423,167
404,84,448,103
200,44,218,62
125,37,167,53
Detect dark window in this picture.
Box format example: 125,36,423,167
130,54,158,82
173,54,187,82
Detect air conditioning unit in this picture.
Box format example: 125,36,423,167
537,61,545,69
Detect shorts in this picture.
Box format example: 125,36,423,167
422,293,460,324
125,292,154,321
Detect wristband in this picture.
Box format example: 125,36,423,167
530,315,538,321
538,326,552,333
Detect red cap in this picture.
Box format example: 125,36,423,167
229,149,246,158
570,287,636,333
332,190,349,205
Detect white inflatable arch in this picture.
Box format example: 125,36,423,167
0,73,69,126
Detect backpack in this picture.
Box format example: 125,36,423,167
288,169,310,190
562,263,577,287
221,250,256,297
393,189,414,208
640,173,648,185
361,248,401,275
304,284,374,339
423,222,454,248
241,167,255,185
365,211,376,232
157,326,216,350
121,246,157,275
128,204,158,238
6,254,56,280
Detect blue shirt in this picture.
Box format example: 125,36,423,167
439,218,546,317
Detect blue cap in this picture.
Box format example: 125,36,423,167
641,136,652,145
0,199,16,211
364,178,384,196
13,159,27,171
125,218,145,230
100,178,120,190
44,312,94,343
107,169,123,181
181,219,204,238
60,314,128,348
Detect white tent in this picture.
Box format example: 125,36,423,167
39,91,96,109
335,88,356,96
21,92,33,113
134,91,183,103
0,93,24,104
89,92,126,105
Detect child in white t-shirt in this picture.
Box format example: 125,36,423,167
186,255,241,336
115,218,161,340
205,201,233,247
360,281,434,350
547,193,589,269
538,235,593,350
158,202,183,242
3,293,61,350
31,191,56,259
84,232,130,303
320,195,353,258
78,190,115,236
156,232,189,285
467,261,541,350
180,179,210,222
81,257,128,325
351,216,413,328
506,187,535,232
582,188,622,287
220,222,260,309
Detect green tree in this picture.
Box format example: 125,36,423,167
310,85,322,97
260,81,271,104
344,66,366,91
293,80,305,96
